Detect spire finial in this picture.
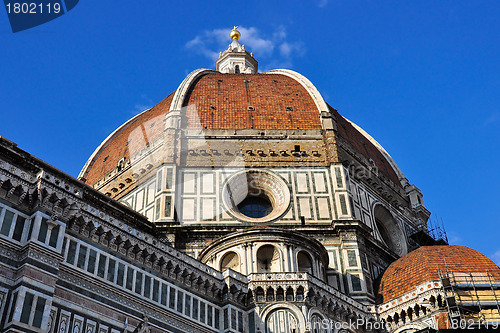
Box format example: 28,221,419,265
230,26,241,41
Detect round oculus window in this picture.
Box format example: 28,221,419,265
237,195,273,219
222,169,290,222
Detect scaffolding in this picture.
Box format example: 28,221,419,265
439,268,500,326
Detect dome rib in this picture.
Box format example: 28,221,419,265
169,68,215,112
263,69,329,113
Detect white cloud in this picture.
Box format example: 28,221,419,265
273,25,287,41
185,26,305,70
185,35,202,49
134,104,152,112
280,42,293,58
444,230,462,245
492,249,500,267
279,41,305,58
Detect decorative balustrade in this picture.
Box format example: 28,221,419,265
247,272,370,315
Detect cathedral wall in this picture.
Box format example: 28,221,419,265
348,175,415,257
0,201,241,333
0,142,251,333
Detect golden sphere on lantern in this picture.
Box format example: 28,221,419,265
230,26,241,41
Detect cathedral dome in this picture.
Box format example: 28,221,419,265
78,27,411,222
79,69,403,188
377,245,500,304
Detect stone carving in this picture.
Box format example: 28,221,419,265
136,315,151,333
59,317,68,333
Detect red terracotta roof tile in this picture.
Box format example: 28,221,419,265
183,73,322,130
377,245,500,304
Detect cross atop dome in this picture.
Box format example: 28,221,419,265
215,26,258,74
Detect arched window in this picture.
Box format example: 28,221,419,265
311,314,327,333
266,309,298,333
220,251,240,272
414,304,420,317
297,251,313,274
257,245,280,273
296,286,304,301
234,65,240,73
266,287,275,302
255,287,265,302
374,205,405,254
286,287,294,301
276,287,284,301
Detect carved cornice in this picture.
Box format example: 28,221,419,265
377,280,444,318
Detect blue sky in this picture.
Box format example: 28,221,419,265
1,1,499,264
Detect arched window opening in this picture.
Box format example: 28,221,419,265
311,314,326,333
414,304,420,317
220,251,240,272
429,295,436,307
266,287,275,302
296,286,304,301
286,287,294,301
234,65,240,73
255,287,265,302
276,287,284,301
374,205,405,254
297,251,313,274
437,294,444,308
266,309,298,333
257,245,280,273
407,307,413,321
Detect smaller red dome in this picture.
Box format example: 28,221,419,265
377,245,500,304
